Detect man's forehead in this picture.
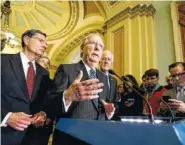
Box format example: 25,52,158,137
88,35,102,41
102,53,111,58
34,33,46,38
146,75,157,78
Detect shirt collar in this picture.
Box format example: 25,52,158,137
153,83,160,91
82,60,96,73
177,86,185,91
20,52,36,65
101,71,109,76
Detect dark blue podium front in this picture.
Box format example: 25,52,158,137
56,118,185,145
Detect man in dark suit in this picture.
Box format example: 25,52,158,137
160,62,185,117
99,50,119,119
1,29,50,145
41,33,115,145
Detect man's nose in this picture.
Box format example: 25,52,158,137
148,80,152,83
104,60,108,63
42,43,47,49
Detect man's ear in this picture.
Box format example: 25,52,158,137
23,35,30,46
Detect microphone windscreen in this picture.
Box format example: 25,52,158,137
108,69,115,75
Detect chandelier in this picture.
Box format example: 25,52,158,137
1,0,19,51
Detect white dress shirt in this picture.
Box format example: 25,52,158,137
0,52,36,127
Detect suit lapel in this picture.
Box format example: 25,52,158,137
75,60,89,81
31,63,43,101
109,76,114,100
96,70,107,100
10,53,30,102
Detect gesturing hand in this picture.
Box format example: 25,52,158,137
101,99,115,119
7,112,33,131
64,71,104,103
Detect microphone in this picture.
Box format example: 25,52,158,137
108,69,154,123
160,96,175,123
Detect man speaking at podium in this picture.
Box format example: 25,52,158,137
160,62,185,118
42,33,115,145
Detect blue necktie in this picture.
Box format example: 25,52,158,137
89,69,96,79
89,69,98,106
107,75,110,91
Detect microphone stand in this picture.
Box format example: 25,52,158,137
109,70,154,123
122,76,146,94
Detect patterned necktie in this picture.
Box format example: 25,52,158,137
178,87,184,101
26,62,35,98
89,69,96,79
89,69,98,106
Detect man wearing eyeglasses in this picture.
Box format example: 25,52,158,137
41,33,115,145
160,62,185,118
1,29,51,145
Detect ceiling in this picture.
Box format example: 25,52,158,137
1,1,77,39
1,0,150,67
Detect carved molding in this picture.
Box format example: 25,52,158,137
107,1,119,7
104,4,156,28
171,1,183,61
47,1,79,40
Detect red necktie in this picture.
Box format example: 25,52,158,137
26,62,35,98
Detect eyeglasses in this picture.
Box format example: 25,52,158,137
101,57,112,61
32,36,47,45
171,72,185,78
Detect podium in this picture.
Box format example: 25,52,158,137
56,118,185,145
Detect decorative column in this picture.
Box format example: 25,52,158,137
104,4,156,82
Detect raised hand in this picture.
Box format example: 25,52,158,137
7,112,33,131
64,70,104,103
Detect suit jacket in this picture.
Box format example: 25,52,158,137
107,75,119,103
43,60,109,145
1,53,50,145
161,88,185,117
106,75,120,120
